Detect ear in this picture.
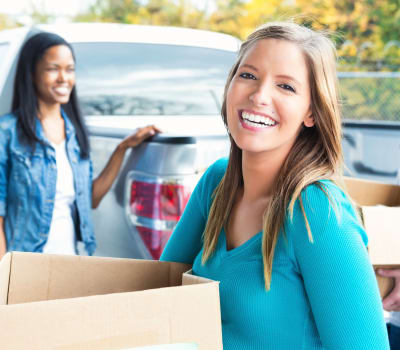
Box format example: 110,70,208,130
303,114,315,128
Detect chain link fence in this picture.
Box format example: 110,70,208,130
339,72,400,122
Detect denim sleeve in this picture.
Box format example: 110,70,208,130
0,121,11,217
89,158,93,196
290,183,390,349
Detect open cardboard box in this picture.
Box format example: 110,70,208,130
345,177,400,298
0,252,222,349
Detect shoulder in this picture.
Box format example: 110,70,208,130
192,157,228,210
291,179,367,245
0,112,18,131
301,180,349,211
0,113,18,146
200,157,228,191
205,157,228,178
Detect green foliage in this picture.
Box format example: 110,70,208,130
75,0,141,23
72,0,400,71
0,14,20,30
340,76,400,121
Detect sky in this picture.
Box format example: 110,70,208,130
0,0,95,16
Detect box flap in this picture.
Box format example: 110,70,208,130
0,253,11,305
129,344,198,350
7,252,190,304
0,281,223,349
362,206,400,265
182,270,217,286
344,177,400,206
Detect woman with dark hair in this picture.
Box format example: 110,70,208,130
0,32,159,257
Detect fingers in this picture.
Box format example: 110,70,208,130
382,287,400,311
123,125,161,148
378,269,400,278
379,269,400,311
136,125,161,141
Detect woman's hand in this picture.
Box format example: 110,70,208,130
118,125,161,151
378,269,400,311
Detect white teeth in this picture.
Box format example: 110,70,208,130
54,87,69,95
241,111,276,127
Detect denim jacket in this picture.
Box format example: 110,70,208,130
0,110,96,254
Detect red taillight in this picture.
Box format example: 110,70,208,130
135,227,172,260
130,181,191,221
127,174,196,260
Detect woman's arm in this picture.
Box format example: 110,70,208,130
0,217,5,259
159,184,206,264
91,125,160,209
160,158,228,264
291,184,389,349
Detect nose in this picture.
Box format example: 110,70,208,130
249,82,272,106
57,69,67,82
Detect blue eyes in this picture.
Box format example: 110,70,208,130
238,72,296,93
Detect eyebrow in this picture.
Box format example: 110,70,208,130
239,63,302,87
45,62,75,67
239,63,258,71
276,74,301,87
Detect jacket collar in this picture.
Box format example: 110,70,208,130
34,107,75,144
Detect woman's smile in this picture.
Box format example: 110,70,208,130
239,109,278,132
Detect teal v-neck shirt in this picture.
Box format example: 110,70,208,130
160,158,389,349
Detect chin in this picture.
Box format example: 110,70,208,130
56,97,71,104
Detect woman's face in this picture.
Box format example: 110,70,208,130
34,45,75,107
226,39,314,157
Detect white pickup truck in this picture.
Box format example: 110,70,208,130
1,23,399,260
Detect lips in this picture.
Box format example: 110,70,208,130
53,87,70,95
239,109,278,130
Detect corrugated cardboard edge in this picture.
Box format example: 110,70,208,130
6,252,192,304
0,279,223,349
344,177,400,206
168,263,192,287
182,270,215,286
0,252,11,305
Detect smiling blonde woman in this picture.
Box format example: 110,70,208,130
161,22,389,349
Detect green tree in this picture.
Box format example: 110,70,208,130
293,0,400,70
0,13,20,31
75,0,141,23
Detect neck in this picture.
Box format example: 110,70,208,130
37,100,62,121
241,149,290,202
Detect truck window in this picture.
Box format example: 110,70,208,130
71,42,237,116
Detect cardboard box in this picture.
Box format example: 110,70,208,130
0,252,222,349
345,177,400,298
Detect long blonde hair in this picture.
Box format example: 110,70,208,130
202,21,343,290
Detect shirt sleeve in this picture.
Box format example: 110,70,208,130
0,120,11,217
160,158,227,264
290,182,389,349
